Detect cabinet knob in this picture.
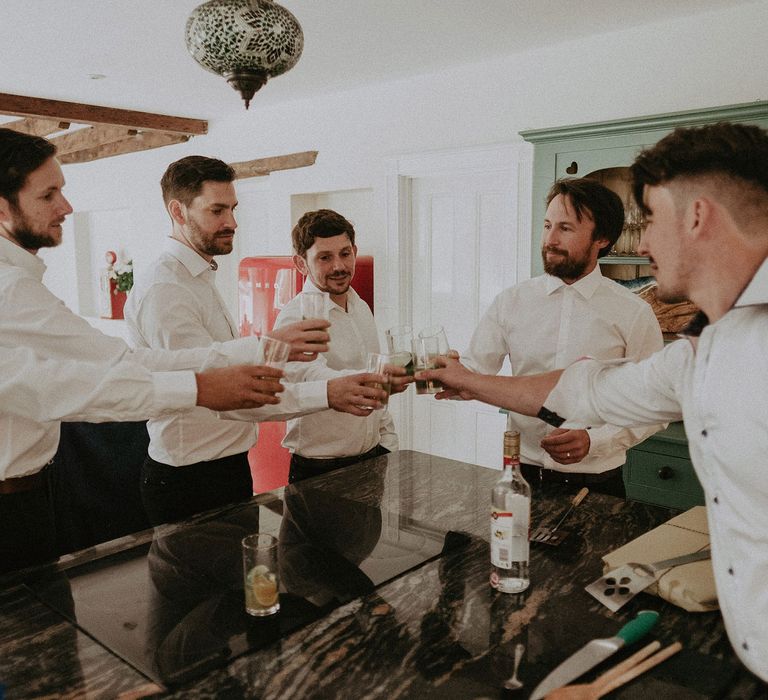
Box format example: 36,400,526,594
657,466,674,480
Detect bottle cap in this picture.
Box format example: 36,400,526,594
503,429,520,457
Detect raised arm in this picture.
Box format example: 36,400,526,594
422,356,563,416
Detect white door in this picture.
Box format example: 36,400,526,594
405,167,523,468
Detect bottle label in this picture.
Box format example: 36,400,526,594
490,497,529,569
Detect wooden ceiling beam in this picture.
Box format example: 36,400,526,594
230,150,318,179
0,94,318,170
57,132,190,165
2,117,71,137
49,125,141,156
0,92,207,136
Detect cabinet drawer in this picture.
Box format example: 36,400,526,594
624,449,704,510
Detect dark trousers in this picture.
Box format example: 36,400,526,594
51,421,150,554
520,463,626,498
140,452,253,527
289,444,389,484
0,470,57,575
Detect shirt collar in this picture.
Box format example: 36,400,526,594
544,263,603,299
0,235,47,281
734,256,768,307
681,255,768,337
164,237,215,278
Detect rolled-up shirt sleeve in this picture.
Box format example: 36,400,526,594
545,340,689,430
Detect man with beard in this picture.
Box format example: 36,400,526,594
273,209,400,483
461,178,663,496
126,160,390,524
0,129,316,572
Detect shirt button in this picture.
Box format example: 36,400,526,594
728,567,734,575
742,641,749,651
713,496,719,505
701,429,708,437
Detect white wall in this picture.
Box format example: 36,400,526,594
42,1,768,332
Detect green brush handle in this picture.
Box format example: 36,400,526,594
616,610,659,645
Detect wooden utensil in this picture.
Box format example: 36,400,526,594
544,640,682,699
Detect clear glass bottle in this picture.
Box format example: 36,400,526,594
490,420,531,593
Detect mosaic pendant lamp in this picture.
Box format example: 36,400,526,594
185,0,304,109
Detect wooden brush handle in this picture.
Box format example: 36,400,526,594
593,640,660,689
596,642,682,697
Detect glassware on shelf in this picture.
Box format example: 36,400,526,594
628,204,648,255
612,200,645,257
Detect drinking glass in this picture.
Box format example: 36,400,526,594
300,292,327,322
417,325,450,355
256,335,291,369
365,352,393,405
412,335,442,395
300,292,328,352
385,325,414,376
242,533,280,617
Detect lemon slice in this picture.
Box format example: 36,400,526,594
250,573,278,607
247,564,269,582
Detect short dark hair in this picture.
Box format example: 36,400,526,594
160,155,235,207
631,122,768,215
292,209,356,257
0,128,57,205
546,177,624,257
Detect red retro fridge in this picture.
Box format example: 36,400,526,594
238,255,374,492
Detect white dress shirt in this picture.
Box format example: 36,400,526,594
0,346,196,423
274,280,398,459
0,236,259,480
124,238,328,466
545,257,768,681
463,266,664,472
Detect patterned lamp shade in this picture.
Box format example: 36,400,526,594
185,0,304,109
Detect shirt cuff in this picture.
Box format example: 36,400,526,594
223,336,261,365
290,379,330,410
544,359,599,428
152,371,198,413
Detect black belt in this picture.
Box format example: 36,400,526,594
292,444,385,470
520,463,622,486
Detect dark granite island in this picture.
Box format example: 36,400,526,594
0,450,765,699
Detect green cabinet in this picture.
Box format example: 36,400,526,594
520,100,768,277
624,422,704,510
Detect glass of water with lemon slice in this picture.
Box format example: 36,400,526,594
242,533,280,616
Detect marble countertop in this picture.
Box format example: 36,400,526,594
1,450,765,699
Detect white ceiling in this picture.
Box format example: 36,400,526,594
0,0,757,121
